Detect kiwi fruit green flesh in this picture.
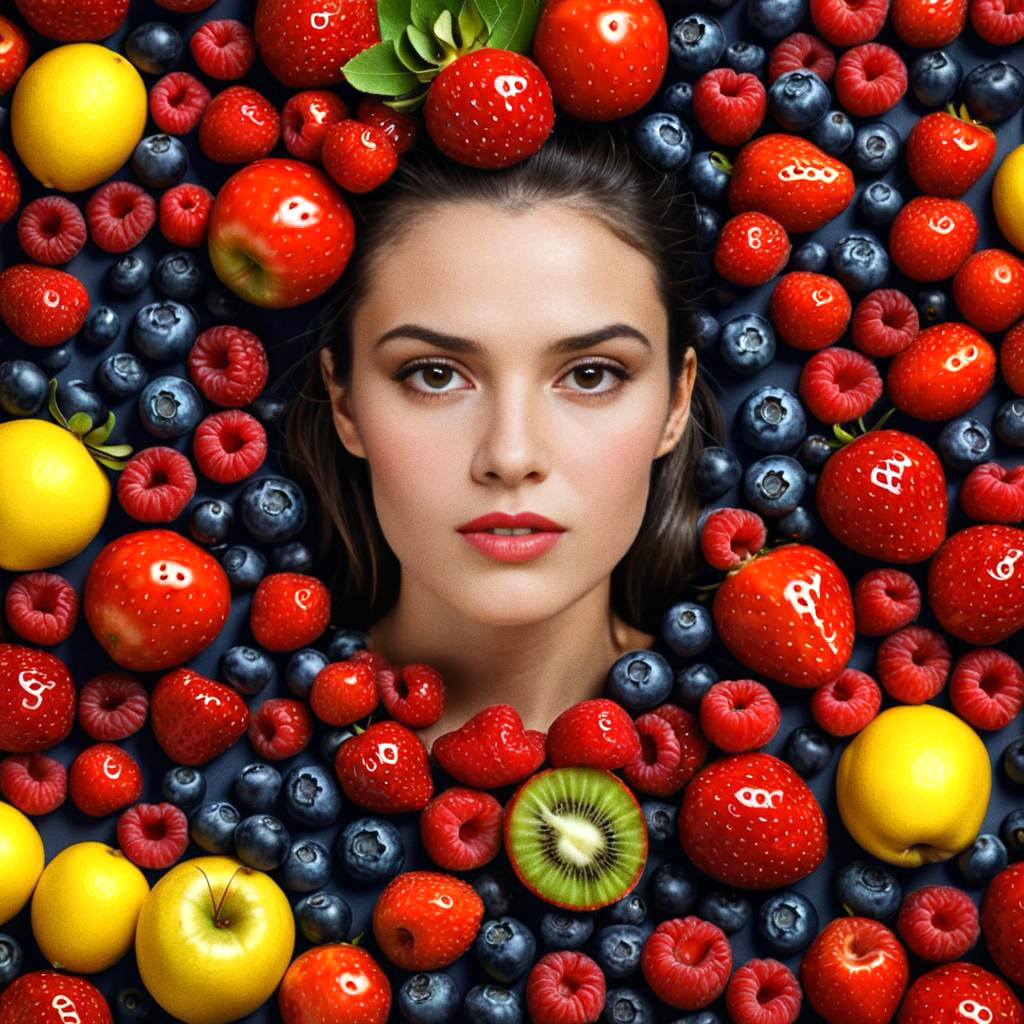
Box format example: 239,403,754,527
503,766,648,911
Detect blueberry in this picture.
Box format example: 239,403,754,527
600,894,648,928
648,862,698,919
694,309,721,351
97,352,149,400
724,41,766,77
38,343,72,372
810,109,855,155
220,645,276,696
113,986,154,1023
669,15,725,76
398,972,462,1024
769,70,830,131
674,1016,722,1024
830,233,889,292
220,544,267,591
959,834,1008,886
698,889,751,934
694,446,741,500
282,763,343,827
859,182,903,229
474,917,536,984
83,305,121,347
605,649,673,711
272,540,315,573
937,417,993,472
798,433,834,471
473,869,517,919
55,378,107,427
233,762,282,813
1000,809,1024,856
205,283,243,321
281,838,332,892
673,662,719,709
595,924,645,981
154,250,203,300
463,985,523,1024
661,601,713,658
851,122,901,176
837,861,901,919
336,816,405,884
539,911,594,950
239,475,309,543
720,312,776,375
132,300,198,361
1004,738,1024,785
686,151,731,204
600,988,655,1024
789,241,829,274
757,890,819,955
0,933,23,989
295,890,353,944
745,0,806,36
286,647,328,697
660,80,693,117
132,133,188,189
326,628,370,662
0,360,48,416
633,112,693,174
911,49,962,107
107,254,150,296
190,801,240,854
642,801,679,847
962,60,1024,122
189,498,235,546
125,21,183,74
996,398,1024,448
783,724,833,776
249,394,289,425
915,287,948,325
695,205,722,252
320,727,356,764
138,375,202,438
737,385,807,453
774,505,817,542
235,814,290,871
162,766,206,811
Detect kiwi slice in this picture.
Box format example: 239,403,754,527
503,766,648,911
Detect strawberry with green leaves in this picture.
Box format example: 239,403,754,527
906,105,996,198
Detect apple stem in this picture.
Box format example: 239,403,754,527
213,866,243,927
196,866,218,920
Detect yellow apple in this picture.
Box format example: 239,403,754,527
0,802,44,925
135,855,295,1024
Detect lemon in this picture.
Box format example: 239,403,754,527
0,417,111,571
11,42,147,192
0,802,45,926
994,144,1024,254
31,841,149,973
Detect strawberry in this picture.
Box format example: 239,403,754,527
714,211,791,288
0,263,89,347
68,742,143,817
898,962,1024,1023
424,48,556,171
0,644,75,754
906,107,996,198
377,663,444,728
728,133,855,234
712,544,854,688
0,16,29,97
1004,322,1024,396
0,971,112,1022
545,698,642,770
770,271,852,350
816,429,948,562
927,524,1024,645
249,571,330,652
981,862,1024,987
679,752,828,889
279,943,391,1024
953,248,1024,332
334,719,434,812
355,97,419,156
431,704,546,788
892,0,967,45
889,196,979,282
321,119,398,193
0,149,20,224
12,0,128,41
310,659,379,726
150,667,250,765
887,322,996,421
198,85,280,165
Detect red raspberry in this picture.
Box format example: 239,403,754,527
250,572,331,653
526,950,606,1024
311,660,379,726
700,507,766,571
419,786,502,871
960,463,1024,523
377,663,444,728
355,96,421,156
85,181,156,253
876,625,951,703
156,0,216,10
117,802,189,870
897,885,979,961
799,347,883,424
77,673,149,742
949,648,1024,731
810,0,890,43
0,753,67,815
953,249,1024,333
854,568,921,635
69,743,143,817
4,571,79,646
322,119,399,193
189,19,255,79
769,33,836,83
851,288,919,357
351,649,394,675
970,0,1024,42
16,196,87,265
1003,322,1024,396
726,958,802,1024
117,446,197,523
188,325,270,407
282,90,350,161
621,712,682,797
811,668,881,736
159,183,214,248
546,698,642,770
248,697,314,759
770,272,851,350
652,703,709,786
192,409,267,484
149,71,212,135
715,212,791,288
199,85,280,164
692,69,766,148
700,679,781,753
641,916,733,1012
835,43,907,117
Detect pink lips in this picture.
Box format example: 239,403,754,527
456,511,566,563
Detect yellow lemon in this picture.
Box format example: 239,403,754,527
994,144,1024,254
31,841,149,973
11,42,147,192
837,704,991,868
0,802,45,926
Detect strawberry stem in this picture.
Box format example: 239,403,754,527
709,151,733,175
46,378,133,471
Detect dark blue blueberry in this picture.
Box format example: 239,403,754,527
916,288,949,325
280,838,332,892
398,972,462,1024
595,924,645,981
234,814,290,871
96,352,149,400
472,869,516,919
272,540,315,573
642,801,679,847
0,360,47,416
539,911,594,950
686,151,731,204
605,649,673,711
132,133,188,189
798,433,834,471
205,283,243,321
190,801,240,854
463,985,523,1024
769,70,830,131
783,725,833,776
694,309,720,351
789,241,829,273
837,861,902,919
295,890,352,944
995,398,1024,448
633,112,693,173
851,122,901,176
698,889,751,934
1005,738,1024,785
1000,809,1024,856
249,394,288,425
746,0,806,36
320,727,356,764
959,834,1009,886
326,629,370,662
286,647,328,698
107,254,149,296
336,816,405,884
675,1015,722,1024
962,60,1024,122
669,15,725,76
737,385,807,453
239,475,309,543
38,343,72,373
125,21,183,74
648,862,698,919
474,917,536,984
233,762,282,813
757,890,819,955
859,182,903,229
83,305,121,347
673,662,718,710
154,250,203,300
694,445,741,500
720,312,776,375
55,378,107,427
660,601,713,658
113,986,154,1024
132,300,198,361
220,544,267,591
138,375,202,438
810,109,854,155
282,763,343,827
188,497,234,546
0,933,23,989
830,232,889,292
220,644,276,696
600,988,655,1024
937,417,993,472
600,894,647,928
660,80,693,117
745,455,808,516
162,765,206,811
694,205,721,252
724,41,766,77
911,49,962,107
774,505,816,543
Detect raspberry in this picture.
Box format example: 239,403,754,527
692,68,766,148
117,802,189,870
156,0,216,10
16,196,87,265
960,463,1024,523
641,916,733,1012
726,958,802,1024
811,668,881,736
700,680,781,753
159,183,214,248
322,119,399,193
248,698,314,760
851,289,919,358
0,753,67,815
949,648,1024,731
199,85,280,164
117,446,197,523
700,507,766,571
192,409,267,484
897,885,979,961
355,96,421,156
621,712,682,797
970,0,1024,42
876,625,951,703
377,663,445,728
651,704,709,789
798,347,883,424
526,950,607,1024
854,568,921,636
419,786,503,871
69,743,144,817
835,43,907,117
149,71,211,135
77,673,149,741
282,90,351,161
769,33,836,84
85,181,156,254
1003,322,1024,396
810,0,890,43
311,661,380,726
188,325,270,407
189,19,256,79
769,272,852,351
4,571,79,646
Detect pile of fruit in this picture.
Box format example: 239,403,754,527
1,0,1024,1021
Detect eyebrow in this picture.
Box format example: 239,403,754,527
374,323,651,355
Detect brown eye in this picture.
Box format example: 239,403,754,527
572,365,606,390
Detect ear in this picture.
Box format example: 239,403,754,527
320,347,368,460
654,347,698,459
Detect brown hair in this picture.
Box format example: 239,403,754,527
280,119,725,635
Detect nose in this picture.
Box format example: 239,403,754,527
470,379,551,486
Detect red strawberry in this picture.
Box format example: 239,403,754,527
431,704,546,788
892,0,968,43
249,571,330,652
377,663,444,728
68,742,143,817
770,271,852,350
310,660,379,726
712,544,854,688
0,643,75,754
321,119,398,193
0,16,29,97
0,263,90,347
279,943,391,1024
198,85,280,165
335,719,434,813
355,97,419,156
906,107,996,198
1004,322,1024,396
714,211,791,288
889,196,979,282
545,698,642,770
981,862,1024,986
0,971,112,1023
887,322,996,421
928,524,1024,645
150,667,250,765
816,429,948,562
679,752,827,889
13,0,128,41
0,149,21,224
424,48,556,171
953,248,1024,332
728,133,855,233
898,962,1024,1023
83,530,231,672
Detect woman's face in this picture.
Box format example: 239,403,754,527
321,200,697,627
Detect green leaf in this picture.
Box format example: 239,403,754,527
869,406,897,432
384,89,429,112
833,424,855,444
90,452,130,472
407,22,444,64
395,29,436,71
83,411,116,448
410,0,452,32
434,9,458,50
488,0,540,53
378,0,413,41
90,443,134,458
67,411,94,437
342,40,424,96
474,0,501,32
46,379,71,431
457,0,487,48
